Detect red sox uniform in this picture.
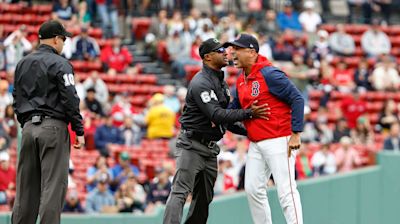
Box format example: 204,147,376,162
232,55,305,224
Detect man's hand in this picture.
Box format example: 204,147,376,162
73,135,85,149
250,100,270,120
288,132,301,158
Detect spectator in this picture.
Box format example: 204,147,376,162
372,0,392,25
145,93,175,139
68,160,77,189
351,116,374,146
0,81,12,119
340,88,367,129
120,116,141,146
3,26,32,72
145,168,172,213
83,71,109,106
71,26,100,61
214,152,236,195
310,30,333,66
383,122,400,151
332,60,355,93
258,35,273,60
96,0,119,38
370,54,399,91
85,87,104,116
190,35,203,62
311,144,337,176
256,9,279,37
115,182,144,213
77,1,91,26
271,34,293,61
110,93,135,127
86,173,116,213
353,58,372,90
94,116,124,156
287,53,310,103
315,112,334,144
292,36,308,59
299,1,322,33
63,190,85,213
277,1,302,32
302,106,318,143
163,85,180,113
52,0,78,27
86,155,113,192
0,151,15,206
295,144,313,180
335,136,362,172
100,36,133,73
361,20,391,57
167,30,201,79
147,9,169,40
2,105,17,139
329,24,356,56
378,99,399,132
74,74,86,101
111,152,140,191
347,0,371,24
125,173,146,211
333,118,351,143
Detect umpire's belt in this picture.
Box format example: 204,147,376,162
181,129,217,149
25,114,53,126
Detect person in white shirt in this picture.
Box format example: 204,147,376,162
361,20,391,57
311,144,337,176
83,71,109,106
329,24,356,56
371,54,399,91
3,26,32,72
299,1,322,33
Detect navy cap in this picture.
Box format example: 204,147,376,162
199,38,224,59
223,33,259,52
38,20,72,39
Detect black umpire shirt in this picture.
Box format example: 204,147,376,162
180,64,252,141
13,44,84,136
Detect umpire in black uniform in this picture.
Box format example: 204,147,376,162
11,20,85,224
163,38,269,224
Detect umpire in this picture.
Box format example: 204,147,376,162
163,38,268,224
11,20,85,224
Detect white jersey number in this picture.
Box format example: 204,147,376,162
200,90,218,103
63,73,75,86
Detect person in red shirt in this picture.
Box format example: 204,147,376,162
0,151,16,205
100,36,133,73
224,34,304,224
332,60,355,92
340,89,367,129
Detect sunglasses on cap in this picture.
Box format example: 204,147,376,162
213,47,226,53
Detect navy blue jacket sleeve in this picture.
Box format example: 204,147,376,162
228,87,242,109
261,67,305,132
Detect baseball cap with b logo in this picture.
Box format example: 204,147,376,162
38,20,72,39
223,33,259,52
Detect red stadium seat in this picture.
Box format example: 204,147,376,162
88,28,102,38
308,90,323,99
131,17,152,40
320,24,335,33
184,64,202,81
344,24,369,35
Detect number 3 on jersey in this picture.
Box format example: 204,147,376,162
201,90,218,103
63,73,75,86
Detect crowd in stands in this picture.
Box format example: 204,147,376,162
0,0,400,214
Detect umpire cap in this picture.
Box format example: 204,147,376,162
199,38,224,59
38,20,72,39
223,33,259,52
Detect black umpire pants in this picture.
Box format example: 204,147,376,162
163,134,218,224
12,118,70,224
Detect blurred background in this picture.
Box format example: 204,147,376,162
0,0,400,223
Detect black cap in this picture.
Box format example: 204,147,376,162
199,38,224,59
38,20,72,39
223,33,259,52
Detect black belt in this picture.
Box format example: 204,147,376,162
181,129,218,149
25,114,53,125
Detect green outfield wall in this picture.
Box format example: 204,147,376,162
0,151,399,224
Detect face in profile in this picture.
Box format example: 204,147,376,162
231,46,255,69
